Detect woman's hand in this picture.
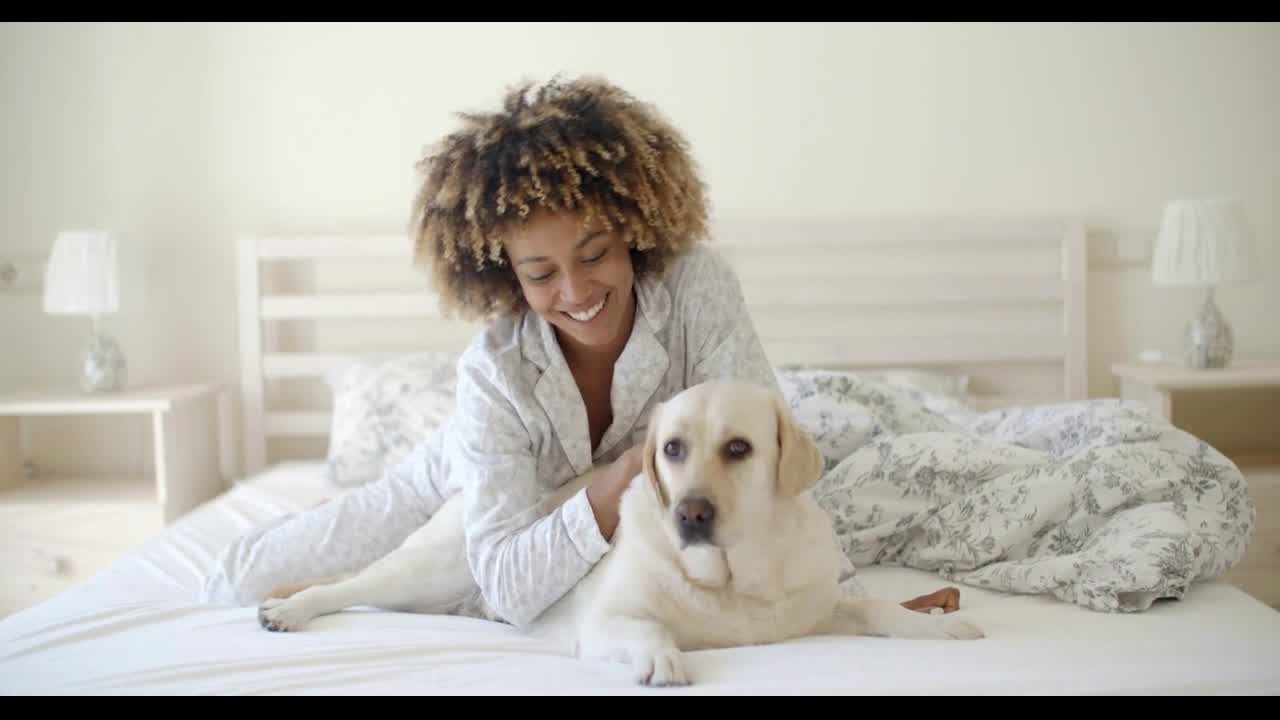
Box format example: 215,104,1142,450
586,444,645,541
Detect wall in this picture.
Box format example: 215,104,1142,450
2,22,1277,477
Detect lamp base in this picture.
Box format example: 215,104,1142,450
81,330,127,393
1183,288,1233,370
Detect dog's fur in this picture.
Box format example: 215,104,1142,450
257,380,983,686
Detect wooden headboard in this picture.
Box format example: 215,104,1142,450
236,213,1086,475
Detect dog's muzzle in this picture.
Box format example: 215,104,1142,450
675,496,716,546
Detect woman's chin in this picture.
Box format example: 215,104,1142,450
558,320,615,352
548,288,635,357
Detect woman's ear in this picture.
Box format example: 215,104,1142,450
774,393,824,496
642,404,669,508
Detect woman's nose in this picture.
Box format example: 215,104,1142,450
560,269,590,304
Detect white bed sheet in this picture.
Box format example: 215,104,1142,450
3,461,1279,696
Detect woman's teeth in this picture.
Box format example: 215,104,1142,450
565,295,607,322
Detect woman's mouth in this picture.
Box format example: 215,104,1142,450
563,293,608,323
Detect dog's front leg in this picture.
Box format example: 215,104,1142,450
819,595,984,641
577,614,690,687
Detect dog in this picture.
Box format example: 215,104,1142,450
257,380,984,686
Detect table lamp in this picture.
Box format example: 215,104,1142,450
1151,198,1259,369
43,230,128,392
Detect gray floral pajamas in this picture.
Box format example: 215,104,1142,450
200,245,778,627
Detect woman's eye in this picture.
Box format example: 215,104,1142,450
725,439,752,459
663,439,684,459
583,248,607,263
527,270,553,283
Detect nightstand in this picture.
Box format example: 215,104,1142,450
1110,359,1280,421
0,384,231,616
1111,359,1280,608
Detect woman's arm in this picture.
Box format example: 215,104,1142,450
585,444,644,540
448,358,613,630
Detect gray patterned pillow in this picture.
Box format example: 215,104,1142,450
324,351,458,488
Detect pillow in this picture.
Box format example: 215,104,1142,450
774,364,979,433
857,368,978,422
324,351,459,488
773,367,972,475
776,365,974,406
858,368,973,405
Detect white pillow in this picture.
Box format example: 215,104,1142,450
775,364,977,425
324,351,459,488
857,368,977,420
858,368,973,405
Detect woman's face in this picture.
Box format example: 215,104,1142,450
503,207,637,360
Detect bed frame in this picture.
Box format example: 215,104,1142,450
236,214,1087,476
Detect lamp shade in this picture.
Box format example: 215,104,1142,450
43,230,120,315
1151,198,1258,287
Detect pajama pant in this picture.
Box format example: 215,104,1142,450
199,433,455,608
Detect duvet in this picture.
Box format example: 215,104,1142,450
776,369,1256,613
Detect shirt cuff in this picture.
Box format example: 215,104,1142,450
563,486,613,563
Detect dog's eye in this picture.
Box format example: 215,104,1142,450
725,438,752,459
663,439,685,460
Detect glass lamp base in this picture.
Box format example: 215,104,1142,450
81,331,128,393
1183,289,1233,370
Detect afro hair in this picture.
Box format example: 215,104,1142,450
410,75,711,321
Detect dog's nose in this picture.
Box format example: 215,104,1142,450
675,496,716,545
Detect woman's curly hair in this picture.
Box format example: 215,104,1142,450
410,75,710,322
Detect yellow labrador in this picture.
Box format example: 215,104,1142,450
258,380,983,686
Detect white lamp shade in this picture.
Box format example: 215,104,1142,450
1151,198,1258,287
43,230,121,315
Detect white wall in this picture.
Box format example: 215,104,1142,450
3,22,1278,476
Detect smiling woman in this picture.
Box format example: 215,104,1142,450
200,74,962,630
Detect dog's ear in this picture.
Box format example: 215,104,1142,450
774,393,824,496
642,403,670,508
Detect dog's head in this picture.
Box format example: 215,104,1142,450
639,380,824,551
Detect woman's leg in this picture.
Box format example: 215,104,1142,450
199,433,453,607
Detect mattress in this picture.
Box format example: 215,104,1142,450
2,461,1279,696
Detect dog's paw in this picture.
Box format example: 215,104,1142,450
257,598,312,632
938,616,985,640
633,648,690,687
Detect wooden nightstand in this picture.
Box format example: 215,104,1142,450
1110,359,1280,424
0,384,231,616
1111,359,1280,608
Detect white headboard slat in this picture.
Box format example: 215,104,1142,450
235,215,1088,476
237,236,268,474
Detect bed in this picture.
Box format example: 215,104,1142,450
3,213,1279,695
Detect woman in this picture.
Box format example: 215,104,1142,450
201,75,961,627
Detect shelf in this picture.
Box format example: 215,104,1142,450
0,474,157,507
0,384,220,416
1110,360,1280,390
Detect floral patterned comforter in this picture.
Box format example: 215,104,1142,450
775,369,1256,613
